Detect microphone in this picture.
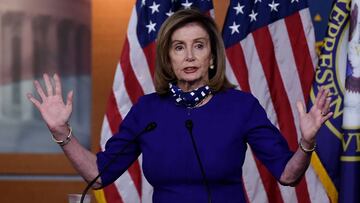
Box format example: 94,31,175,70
185,119,212,203
80,122,157,203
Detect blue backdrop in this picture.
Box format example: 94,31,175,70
309,0,335,41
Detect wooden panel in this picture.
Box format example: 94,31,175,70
214,0,230,29
0,154,77,175
0,180,96,203
91,0,135,152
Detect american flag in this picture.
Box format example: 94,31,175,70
96,1,214,202
223,0,329,202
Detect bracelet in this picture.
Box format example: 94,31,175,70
299,138,316,154
52,125,73,146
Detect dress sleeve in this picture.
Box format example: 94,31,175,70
96,102,142,187
244,96,294,181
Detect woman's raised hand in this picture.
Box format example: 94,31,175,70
27,73,73,136
296,87,333,144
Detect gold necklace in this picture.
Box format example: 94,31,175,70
186,94,212,116
194,93,212,108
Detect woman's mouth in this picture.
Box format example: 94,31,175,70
183,66,198,73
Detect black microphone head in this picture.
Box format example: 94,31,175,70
185,119,193,130
145,122,157,131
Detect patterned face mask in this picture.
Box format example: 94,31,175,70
169,83,212,108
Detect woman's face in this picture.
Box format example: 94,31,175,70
169,22,212,91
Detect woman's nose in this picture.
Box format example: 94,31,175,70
185,48,195,62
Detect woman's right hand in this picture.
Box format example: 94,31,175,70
27,73,73,137
27,74,100,184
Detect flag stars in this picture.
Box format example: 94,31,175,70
166,9,174,16
291,0,299,3
268,0,280,12
149,1,160,14
233,2,245,15
182,0,193,9
146,20,156,33
255,0,262,3
229,21,240,35
249,10,258,22
141,0,146,7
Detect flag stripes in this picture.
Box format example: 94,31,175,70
142,43,157,79
252,26,299,150
127,7,155,94
120,39,145,104
284,12,314,100
127,161,142,196
253,156,285,203
104,183,123,203
223,1,328,202
225,44,250,92
242,148,269,202
106,92,123,134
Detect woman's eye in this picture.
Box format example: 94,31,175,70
195,43,204,49
174,45,183,51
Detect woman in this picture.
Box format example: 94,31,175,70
27,9,332,203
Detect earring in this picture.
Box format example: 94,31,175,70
210,58,214,69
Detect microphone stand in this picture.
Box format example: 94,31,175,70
185,119,212,203
80,122,157,203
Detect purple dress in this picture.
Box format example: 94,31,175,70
97,88,293,203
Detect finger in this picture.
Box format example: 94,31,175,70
296,101,305,117
321,97,331,114
34,80,47,101
314,86,322,106
321,111,333,123
66,90,74,109
43,73,54,96
320,89,330,107
53,73,62,96
315,86,326,107
26,93,42,109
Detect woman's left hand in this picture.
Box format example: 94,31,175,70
296,87,333,144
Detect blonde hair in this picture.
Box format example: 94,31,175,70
154,9,235,95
